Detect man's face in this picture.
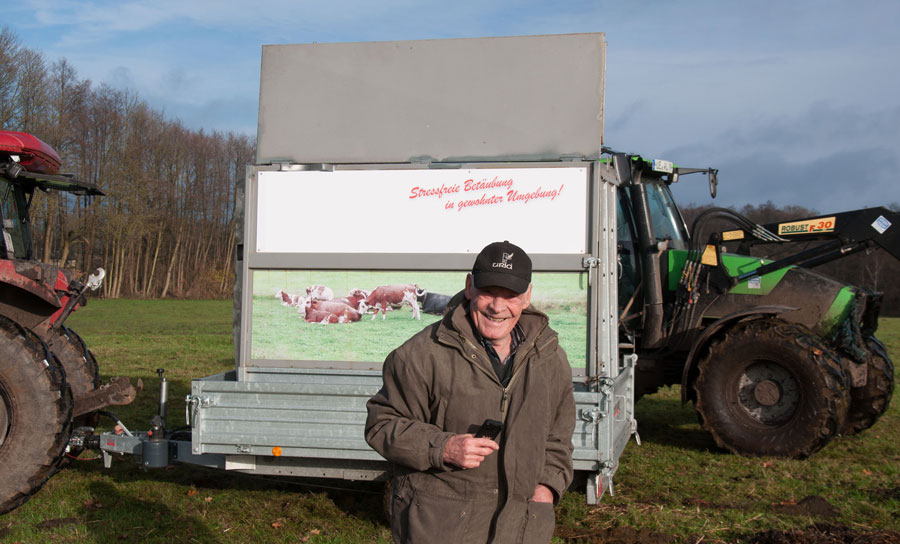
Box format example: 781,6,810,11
465,274,532,344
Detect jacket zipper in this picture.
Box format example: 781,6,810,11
498,334,556,421
452,329,557,422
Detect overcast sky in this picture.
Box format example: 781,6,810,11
6,0,899,212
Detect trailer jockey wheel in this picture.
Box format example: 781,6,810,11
694,318,851,458
842,336,895,435
0,319,73,514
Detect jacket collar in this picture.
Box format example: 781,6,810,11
438,290,553,352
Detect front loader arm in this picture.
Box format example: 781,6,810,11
726,207,899,261
706,207,899,282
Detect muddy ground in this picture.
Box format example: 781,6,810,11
555,493,900,543
557,523,900,543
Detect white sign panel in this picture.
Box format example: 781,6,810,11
256,167,588,254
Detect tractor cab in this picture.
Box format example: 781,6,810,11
608,153,709,333
0,131,104,262
0,131,106,330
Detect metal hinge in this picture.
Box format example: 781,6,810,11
582,256,600,269
580,407,603,422
186,395,211,427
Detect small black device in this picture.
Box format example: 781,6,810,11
474,418,503,440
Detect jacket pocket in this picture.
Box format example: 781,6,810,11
518,501,555,544
401,487,472,543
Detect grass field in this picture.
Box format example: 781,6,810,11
1,300,898,543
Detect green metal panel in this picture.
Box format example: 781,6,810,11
667,250,792,295
820,286,857,336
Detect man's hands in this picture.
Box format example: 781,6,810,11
443,434,499,469
531,484,554,503
443,435,554,504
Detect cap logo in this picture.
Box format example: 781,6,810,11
493,252,514,270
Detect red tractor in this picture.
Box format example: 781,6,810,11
0,131,137,514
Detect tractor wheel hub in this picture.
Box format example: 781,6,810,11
753,380,781,406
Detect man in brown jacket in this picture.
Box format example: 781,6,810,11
365,241,576,543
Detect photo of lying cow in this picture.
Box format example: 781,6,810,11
304,299,361,323
276,289,307,308
274,284,454,324
306,285,334,301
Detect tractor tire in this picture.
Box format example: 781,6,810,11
0,319,73,514
44,327,101,464
694,318,850,458
842,336,895,435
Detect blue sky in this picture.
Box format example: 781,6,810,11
6,0,899,211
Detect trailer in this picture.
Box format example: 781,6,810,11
80,33,636,504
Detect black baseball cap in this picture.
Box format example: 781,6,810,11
472,241,532,294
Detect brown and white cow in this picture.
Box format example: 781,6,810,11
306,299,361,323
364,284,422,320
303,308,339,324
277,290,309,314
332,288,370,314
306,285,334,301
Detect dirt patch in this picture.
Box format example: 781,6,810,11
556,526,676,543
870,486,900,501
771,495,840,518
555,522,900,544
35,517,80,530
681,496,742,510
744,523,900,544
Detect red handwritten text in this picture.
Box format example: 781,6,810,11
464,177,514,192
506,184,564,205
409,183,461,199
457,193,504,212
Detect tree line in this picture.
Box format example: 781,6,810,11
3,27,897,317
681,201,900,317
0,26,255,298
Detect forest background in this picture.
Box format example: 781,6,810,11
1,26,897,314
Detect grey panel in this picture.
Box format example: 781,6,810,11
190,369,384,460
191,369,616,472
571,360,635,470
258,33,605,164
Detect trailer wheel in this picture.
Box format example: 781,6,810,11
694,318,850,458
45,327,101,464
0,320,73,514
842,336,895,435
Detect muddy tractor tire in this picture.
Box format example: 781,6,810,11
842,336,895,435
44,327,101,464
0,319,73,514
694,318,850,458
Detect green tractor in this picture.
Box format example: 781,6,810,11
611,150,896,458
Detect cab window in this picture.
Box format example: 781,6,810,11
644,181,689,250
0,180,26,259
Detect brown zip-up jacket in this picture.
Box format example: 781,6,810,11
365,291,575,543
